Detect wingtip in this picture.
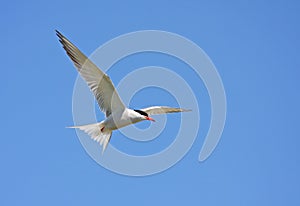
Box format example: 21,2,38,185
56,30,65,41
183,109,192,112
55,29,61,36
55,30,68,43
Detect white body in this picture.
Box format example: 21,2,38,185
103,108,145,131
57,30,190,153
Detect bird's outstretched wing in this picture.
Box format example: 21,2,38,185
141,106,191,115
56,30,125,117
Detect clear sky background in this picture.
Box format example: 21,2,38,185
1,0,300,205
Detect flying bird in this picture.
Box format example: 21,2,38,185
56,30,191,153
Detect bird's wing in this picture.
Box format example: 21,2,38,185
141,106,191,115
56,30,125,117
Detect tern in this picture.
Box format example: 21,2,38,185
56,30,191,153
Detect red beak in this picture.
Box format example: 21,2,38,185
146,117,155,122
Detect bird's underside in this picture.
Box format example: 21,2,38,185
56,30,191,153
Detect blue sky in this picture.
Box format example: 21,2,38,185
1,0,300,205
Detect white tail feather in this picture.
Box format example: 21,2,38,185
67,122,112,153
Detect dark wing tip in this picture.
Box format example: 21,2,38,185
55,30,63,38
55,30,83,70
55,30,65,46
55,30,68,45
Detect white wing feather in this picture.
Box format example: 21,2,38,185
141,106,191,115
56,30,125,117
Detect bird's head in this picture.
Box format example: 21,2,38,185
134,110,155,122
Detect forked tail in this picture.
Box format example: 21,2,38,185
67,122,112,153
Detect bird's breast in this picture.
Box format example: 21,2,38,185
104,110,141,130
